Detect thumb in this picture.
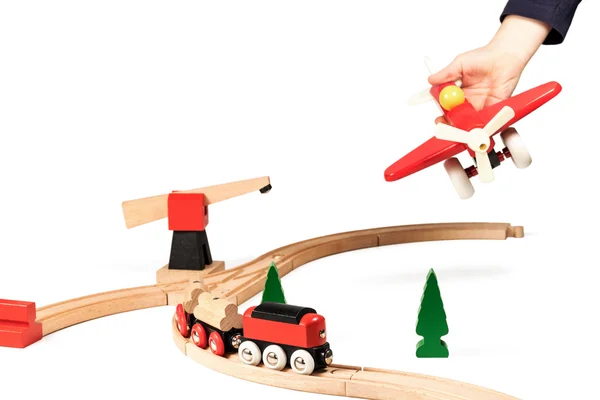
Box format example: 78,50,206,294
428,57,462,86
435,116,448,125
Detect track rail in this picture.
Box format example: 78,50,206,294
36,281,187,336
174,222,523,400
35,222,523,399
173,317,517,400
202,222,524,306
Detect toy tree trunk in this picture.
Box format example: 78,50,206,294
416,268,449,358
261,263,286,304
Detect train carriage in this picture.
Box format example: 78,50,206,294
175,298,243,356
237,302,333,375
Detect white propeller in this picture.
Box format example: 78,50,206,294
407,56,462,106
423,56,440,75
434,106,515,183
407,88,435,106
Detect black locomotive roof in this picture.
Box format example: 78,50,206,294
251,302,316,324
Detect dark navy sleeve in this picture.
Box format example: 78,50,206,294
500,0,582,44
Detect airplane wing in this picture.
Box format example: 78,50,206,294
384,137,466,182
384,81,561,183
477,81,562,133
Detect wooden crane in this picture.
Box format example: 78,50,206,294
122,176,272,229
121,176,272,281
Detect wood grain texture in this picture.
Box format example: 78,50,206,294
201,222,523,306
36,281,187,336
173,222,523,399
193,292,243,331
175,317,518,399
183,281,208,314
36,285,167,336
156,261,225,285
122,176,271,228
34,222,523,399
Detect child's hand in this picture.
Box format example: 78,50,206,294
429,15,552,125
428,45,526,115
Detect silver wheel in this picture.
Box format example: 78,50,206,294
290,349,315,375
262,345,287,370
238,341,261,366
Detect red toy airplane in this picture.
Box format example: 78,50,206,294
384,57,562,199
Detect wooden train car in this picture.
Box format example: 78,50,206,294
237,302,333,375
175,292,243,356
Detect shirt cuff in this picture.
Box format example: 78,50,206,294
500,1,575,45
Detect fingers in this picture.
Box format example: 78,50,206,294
435,116,448,125
428,56,462,86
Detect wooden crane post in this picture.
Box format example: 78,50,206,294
121,176,272,283
167,191,213,271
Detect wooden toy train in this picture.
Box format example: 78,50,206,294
175,287,333,375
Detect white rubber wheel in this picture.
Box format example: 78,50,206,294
262,345,287,371
290,349,315,375
501,128,531,169
443,157,474,199
238,341,261,366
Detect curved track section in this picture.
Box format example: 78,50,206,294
32,222,523,399
174,222,523,400
202,222,524,306
173,318,516,400
36,281,187,336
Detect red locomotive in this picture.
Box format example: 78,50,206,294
175,297,333,375
237,302,333,375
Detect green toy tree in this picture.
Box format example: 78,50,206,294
416,268,449,358
261,262,286,304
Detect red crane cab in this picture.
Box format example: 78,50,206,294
237,302,333,375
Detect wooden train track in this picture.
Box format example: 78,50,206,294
199,222,524,307
36,281,188,336
172,222,523,400
35,222,524,399
173,317,517,400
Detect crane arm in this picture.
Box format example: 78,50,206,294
122,176,271,229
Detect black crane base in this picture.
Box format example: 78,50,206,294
168,230,213,271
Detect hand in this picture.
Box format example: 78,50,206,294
429,15,552,125
429,44,527,124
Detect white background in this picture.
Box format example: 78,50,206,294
0,1,597,399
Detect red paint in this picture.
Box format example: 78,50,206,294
191,323,207,348
465,165,478,178
209,331,225,356
167,192,209,231
176,304,189,337
497,149,510,163
477,82,562,132
0,299,43,348
384,81,562,182
242,306,327,349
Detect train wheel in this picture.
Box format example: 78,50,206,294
238,341,261,366
175,304,189,337
501,128,531,169
208,331,225,356
262,345,287,371
290,349,315,375
191,323,207,348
